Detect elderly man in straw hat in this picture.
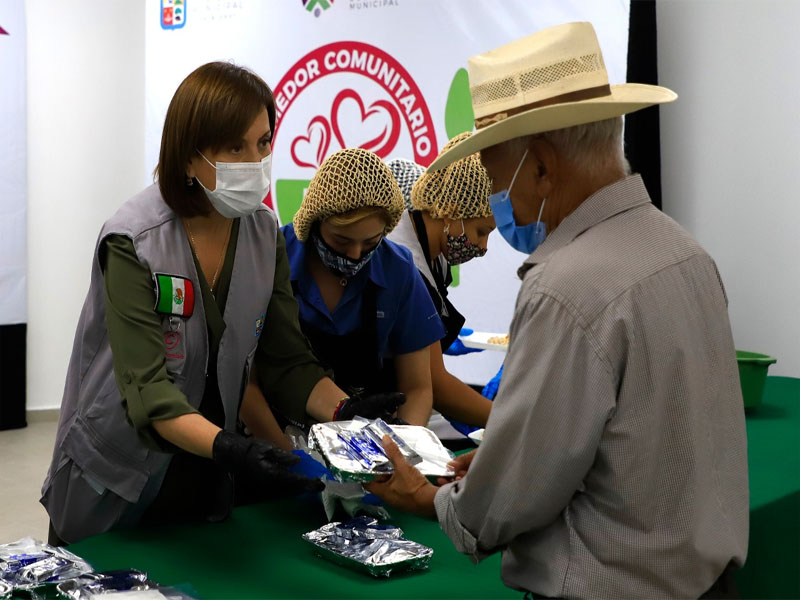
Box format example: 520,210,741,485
368,22,748,599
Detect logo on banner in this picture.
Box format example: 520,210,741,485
302,0,335,17
349,0,399,10
269,41,437,225
161,0,186,30
0,25,8,35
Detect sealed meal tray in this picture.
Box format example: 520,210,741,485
0,538,93,593
302,516,433,578
308,417,455,482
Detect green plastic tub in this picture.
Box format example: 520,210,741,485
736,350,777,409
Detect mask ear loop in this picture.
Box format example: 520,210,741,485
507,149,529,195
197,150,217,170
536,198,546,225
443,218,467,237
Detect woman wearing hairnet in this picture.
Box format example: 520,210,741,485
386,133,497,434
41,63,407,545
277,148,445,427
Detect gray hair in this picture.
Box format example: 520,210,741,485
507,117,630,178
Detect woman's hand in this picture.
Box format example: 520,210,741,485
335,392,406,421
212,430,324,495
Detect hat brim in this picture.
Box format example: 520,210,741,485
427,83,677,172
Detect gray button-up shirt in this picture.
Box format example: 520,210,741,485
434,175,748,599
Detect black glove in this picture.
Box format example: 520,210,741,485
334,392,406,422
212,430,324,495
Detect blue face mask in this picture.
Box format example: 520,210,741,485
488,149,547,255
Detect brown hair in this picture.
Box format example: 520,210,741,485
156,61,275,217
325,206,391,228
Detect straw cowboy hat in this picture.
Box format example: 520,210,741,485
428,21,677,172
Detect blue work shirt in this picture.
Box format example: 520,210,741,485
282,224,445,360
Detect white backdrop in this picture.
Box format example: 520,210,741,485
0,2,26,325
145,0,630,385
25,0,800,413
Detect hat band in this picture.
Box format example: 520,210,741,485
474,84,612,129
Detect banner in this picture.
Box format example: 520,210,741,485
0,1,26,325
146,0,630,384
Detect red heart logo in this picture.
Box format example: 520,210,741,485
330,89,401,159
291,115,331,168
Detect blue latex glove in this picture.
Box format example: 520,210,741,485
444,327,485,356
288,449,334,481
444,417,480,437
481,365,504,400
362,493,385,507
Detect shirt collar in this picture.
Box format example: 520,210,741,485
519,174,652,277
287,226,389,289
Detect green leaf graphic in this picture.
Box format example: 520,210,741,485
449,264,459,288
275,179,311,226
444,68,475,140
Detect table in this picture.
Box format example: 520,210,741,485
735,376,800,599
69,377,799,599
69,495,518,599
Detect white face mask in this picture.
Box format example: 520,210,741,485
196,152,272,218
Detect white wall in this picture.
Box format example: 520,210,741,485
26,1,145,410
658,0,800,377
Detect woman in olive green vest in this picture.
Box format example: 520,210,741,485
42,62,404,544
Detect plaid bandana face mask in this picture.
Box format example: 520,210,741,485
311,229,382,279
443,220,487,266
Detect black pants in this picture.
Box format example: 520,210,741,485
48,521,66,547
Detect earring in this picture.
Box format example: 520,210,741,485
186,176,194,187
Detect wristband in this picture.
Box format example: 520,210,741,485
332,397,349,421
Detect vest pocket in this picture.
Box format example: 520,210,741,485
82,374,150,468
62,414,150,505
41,454,132,544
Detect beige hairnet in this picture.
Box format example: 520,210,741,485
411,132,493,220
293,148,405,242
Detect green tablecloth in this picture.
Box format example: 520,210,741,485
69,377,800,599
68,494,517,599
735,376,800,599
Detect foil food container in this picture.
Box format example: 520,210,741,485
0,538,92,593
302,516,433,578
308,419,455,483
56,569,152,600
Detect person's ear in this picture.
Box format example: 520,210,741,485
527,137,557,199
186,157,196,180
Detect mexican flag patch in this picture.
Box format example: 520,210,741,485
154,273,195,317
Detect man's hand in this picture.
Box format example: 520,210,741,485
212,430,324,495
437,449,476,485
335,392,406,422
365,436,437,517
